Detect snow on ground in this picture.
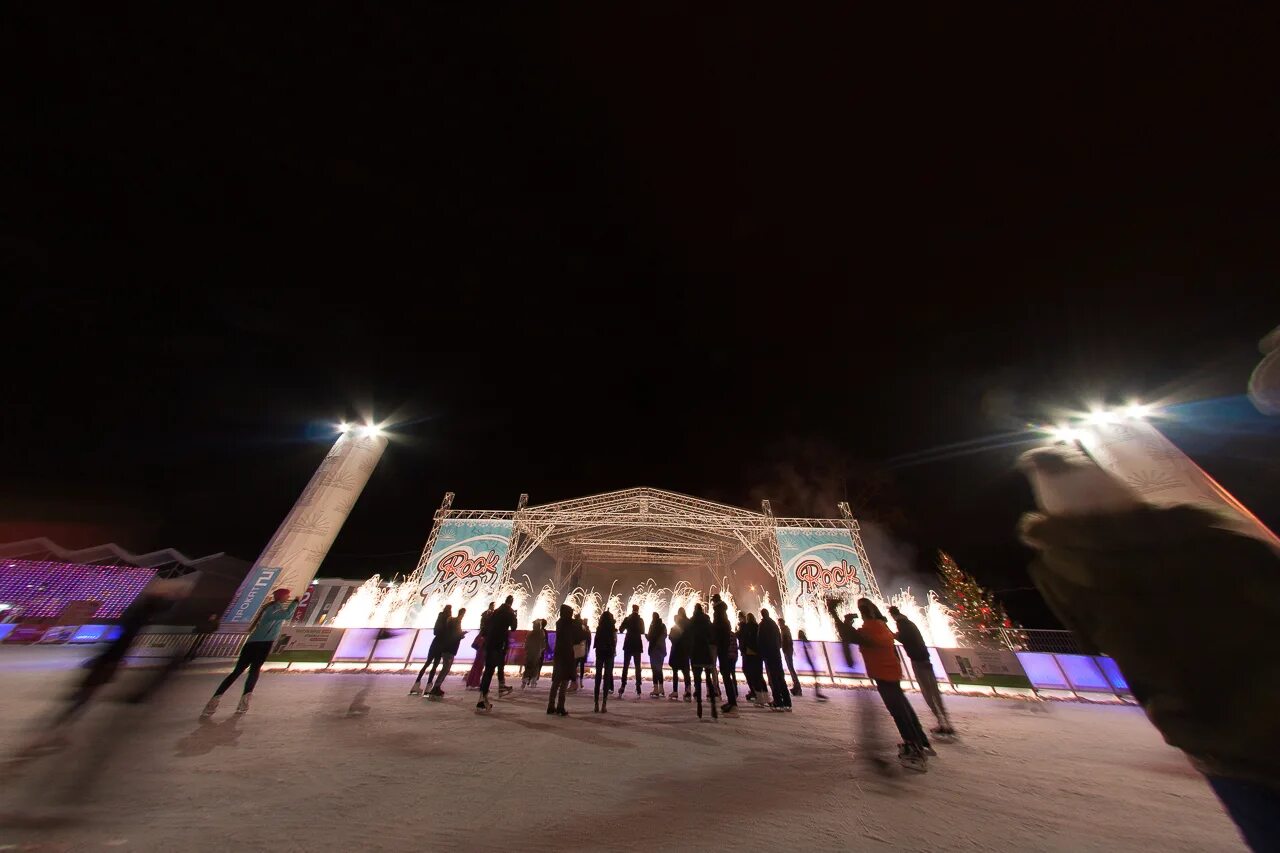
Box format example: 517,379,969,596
0,647,1245,853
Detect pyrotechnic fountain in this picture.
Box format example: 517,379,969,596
335,571,958,647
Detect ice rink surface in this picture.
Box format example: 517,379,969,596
0,648,1245,852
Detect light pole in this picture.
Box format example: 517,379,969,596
1044,406,1279,549
223,422,390,624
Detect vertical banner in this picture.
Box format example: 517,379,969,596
417,519,514,602
225,567,282,623
775,527,872,610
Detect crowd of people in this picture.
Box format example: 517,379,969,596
397,591,953,768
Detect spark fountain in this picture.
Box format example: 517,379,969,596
335,572,959,646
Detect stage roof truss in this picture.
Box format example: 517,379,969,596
416,488,876,600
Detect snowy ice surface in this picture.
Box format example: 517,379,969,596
0,648,1245,852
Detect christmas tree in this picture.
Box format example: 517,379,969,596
936,550,1021,649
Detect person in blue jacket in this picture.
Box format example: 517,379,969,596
202,588,298,717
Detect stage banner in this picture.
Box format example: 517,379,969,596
417,519,514,600
775,527,872,608
268,626,344,663
937,647,1032,689
224,566,282,624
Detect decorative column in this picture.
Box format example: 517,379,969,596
224,428,389,623
1076,418,1279,548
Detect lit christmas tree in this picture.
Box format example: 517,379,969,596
936,550,1021,649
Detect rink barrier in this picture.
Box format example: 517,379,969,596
208,627,1131,702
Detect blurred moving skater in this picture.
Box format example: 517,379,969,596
828,597,930,769
465,602,496,690
203,588,298,718
779,617,802,696
889,605,953,735
1020,446,1280,852
797,629,826,701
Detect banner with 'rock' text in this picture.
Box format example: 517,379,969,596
775,526,872,608
418,519,514,600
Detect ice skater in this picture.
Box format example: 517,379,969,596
741,613,768,705
522,618,547,688
667,607,692,701
476,595,518,712
797,629,827,701
593,610,617,712
828,597,931,770
646,612,667,697
409,604,452,695
778,617,802,696
464,602,496,690
617,604,645,698
203,588,298,718
758,608,791,711
426,608,467,698
889,605,953,736
547,605,586,717
572,615,590,690
712,596,738,715
687,603,719,720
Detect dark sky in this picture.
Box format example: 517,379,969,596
7,7,1280,625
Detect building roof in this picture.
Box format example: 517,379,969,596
0,537,235,576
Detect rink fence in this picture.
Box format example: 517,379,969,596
182,625,1134,702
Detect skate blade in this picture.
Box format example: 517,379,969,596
898,758,929,773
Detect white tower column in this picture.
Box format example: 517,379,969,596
1076,418,1279,548
225,427,389,623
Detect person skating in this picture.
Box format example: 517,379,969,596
888,605,952,735
687,603,719,720
618,604,645,698
646,612,668,697
464,602,497,690
828,597,931,769
758,608,791,711
712,596,738,714
410,604,452,695
522,617,547,688
797,629,827,701
476,595,518,712
547,604,587,716
593,610,618,712
741,612,767,705
667,608,692,700
572,616,590,691
426,608,467,697
779,617,802,696
203,588,299,718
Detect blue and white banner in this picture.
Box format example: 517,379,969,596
775,527,871,608
225,566,282,623
418,519,514,599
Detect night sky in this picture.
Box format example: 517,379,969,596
8,8,1280,626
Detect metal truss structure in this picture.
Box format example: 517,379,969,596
412,487,880,602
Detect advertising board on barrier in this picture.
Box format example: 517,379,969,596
417,519,514,600
775,527,873,608
937,647,1032,688
268,626,344,663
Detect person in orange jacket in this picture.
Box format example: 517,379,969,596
828,597,931,766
